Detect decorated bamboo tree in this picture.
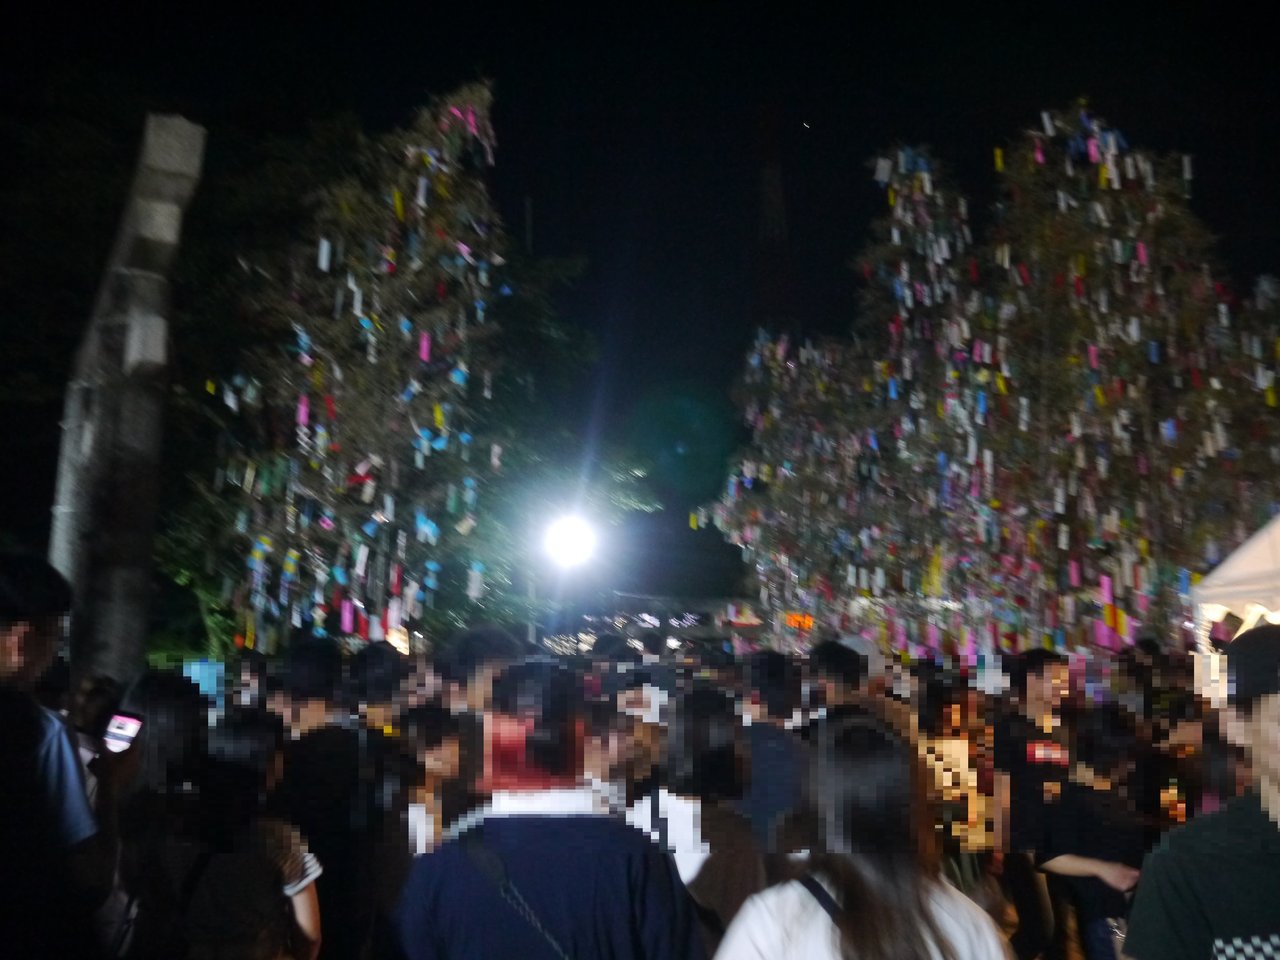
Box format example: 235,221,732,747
717,107,1280,655
202,83,519,652
980,105,1280,650
715,149,982,648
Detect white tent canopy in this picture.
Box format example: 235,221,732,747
1192,511,1280,634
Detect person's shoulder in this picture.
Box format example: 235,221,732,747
1157,793,1276,865
580,812,664,850
718,881,813,959
1152,805,1236,858
400,830,482,904
930,880,1010,953
36,704,71,745
739,878,826,927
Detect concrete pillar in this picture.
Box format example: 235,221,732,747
50,115,205,685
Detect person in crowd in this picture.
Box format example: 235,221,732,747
167,708,322,960
993,649,1070,960
628,686,764,954
1038,704,1145,960
349,637,412,731
113,669,209,957
272,637,395,960
396,703,465,851
585,688,640,811
716,712,1011,959
395,657,707,959
1197,715,1248,817
739,650,805,855
609,659,678,802
232,648,269,709
1126,625,1280,958
807,639,868,724
348,641,435,953
435,623,529,714
916,667,976,845
0,552,124,957
267,637,345,739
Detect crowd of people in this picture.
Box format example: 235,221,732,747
3,551,1279,959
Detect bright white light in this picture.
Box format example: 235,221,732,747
544,515,597,569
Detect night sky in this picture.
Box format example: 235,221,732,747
2,5,1276,596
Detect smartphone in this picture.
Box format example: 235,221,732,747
103,712,143,753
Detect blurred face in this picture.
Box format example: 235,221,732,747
1029,663,1068,712
421,736,461,781
1226,694,1280,792
466,662,509,714
1,616,63,686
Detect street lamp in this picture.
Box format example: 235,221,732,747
529,514,598,645
543,515,597,569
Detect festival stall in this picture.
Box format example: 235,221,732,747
1192,512,1280,646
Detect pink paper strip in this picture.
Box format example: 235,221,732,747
1094,619,1110,648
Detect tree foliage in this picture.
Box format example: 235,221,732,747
716,106,1280,654
159,83,655,657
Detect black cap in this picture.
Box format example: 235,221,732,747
1227,624,1280,707
0,553,72,622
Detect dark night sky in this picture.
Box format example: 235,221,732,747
2,5,1277,595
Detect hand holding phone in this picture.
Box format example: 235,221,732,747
103,712,143,754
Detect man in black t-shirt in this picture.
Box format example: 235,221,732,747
994,649,1070,960
1127,627,1280,959
1039,705,1146,960
272,639,401,960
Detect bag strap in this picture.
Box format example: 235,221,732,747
461,829,571,960
799,875,842,926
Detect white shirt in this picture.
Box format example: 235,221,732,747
715,875,1012,960
626,788,710,884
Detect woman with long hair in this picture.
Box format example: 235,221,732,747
716,714,1009,959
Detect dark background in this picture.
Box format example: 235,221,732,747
1,4,1276,597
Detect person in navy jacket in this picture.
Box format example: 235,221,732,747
394,658,706,960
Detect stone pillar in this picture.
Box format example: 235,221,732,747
50,115,205,685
